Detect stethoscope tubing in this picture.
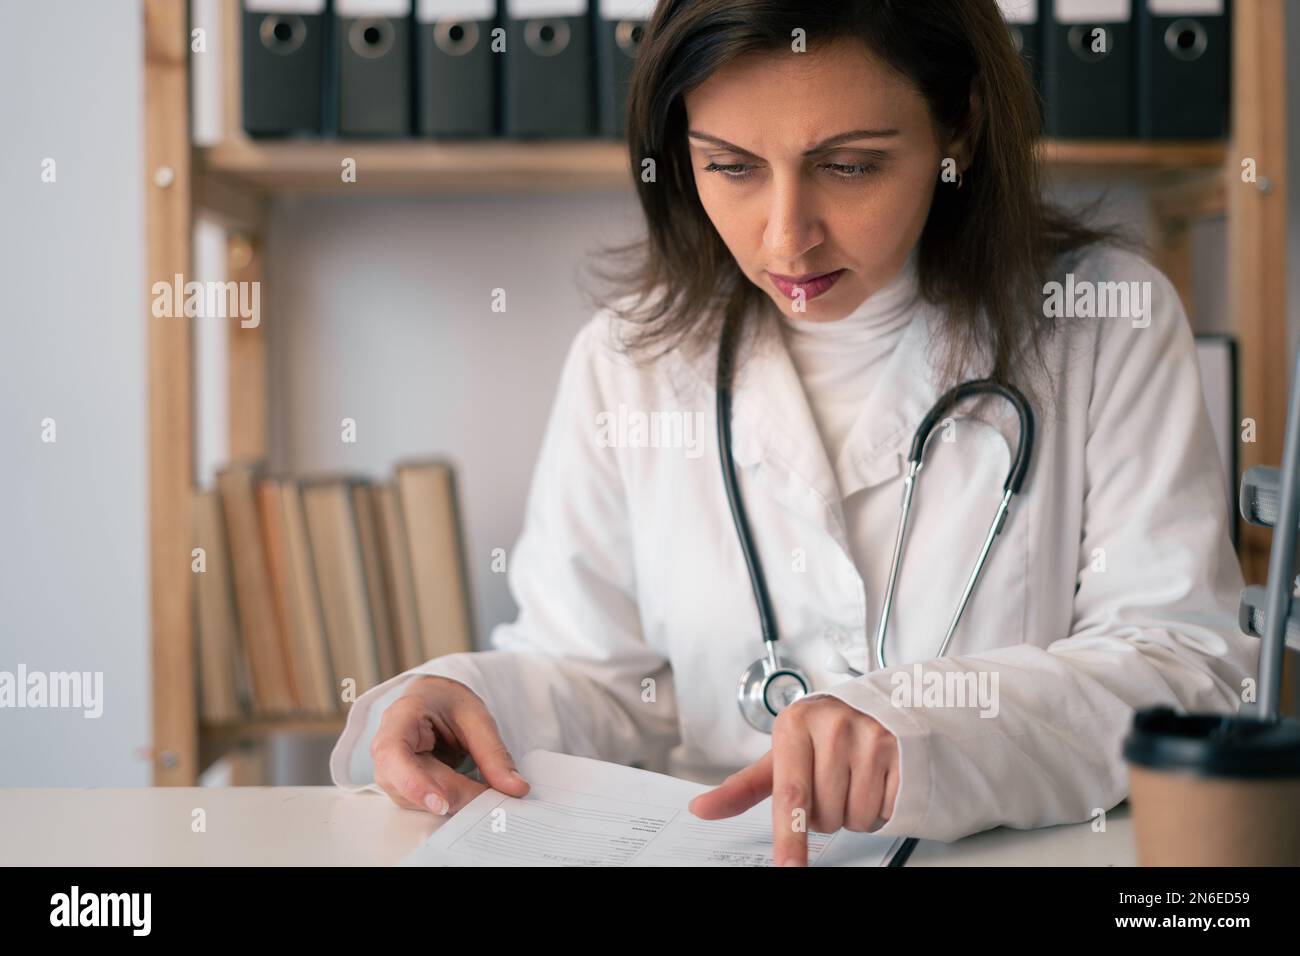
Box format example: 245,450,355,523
717,382,779,659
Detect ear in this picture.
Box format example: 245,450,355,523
945,84,985,174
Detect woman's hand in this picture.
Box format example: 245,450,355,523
370,675,530,815
687,696,899,866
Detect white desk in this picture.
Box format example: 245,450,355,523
0,788,1135,866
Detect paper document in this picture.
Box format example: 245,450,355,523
400,749,905,867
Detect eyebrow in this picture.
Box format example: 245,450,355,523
686,128,900,155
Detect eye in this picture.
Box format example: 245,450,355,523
703,161,757,181
701,159,880,182
820,161,880,179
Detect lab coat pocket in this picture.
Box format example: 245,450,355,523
866,416,1029,665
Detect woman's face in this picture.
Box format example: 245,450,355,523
685,39,963,323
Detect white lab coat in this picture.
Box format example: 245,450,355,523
330,244,1256,843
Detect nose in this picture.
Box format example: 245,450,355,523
762,170,823,264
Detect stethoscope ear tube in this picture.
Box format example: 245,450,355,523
907,379,1035,495
874,377,1036,670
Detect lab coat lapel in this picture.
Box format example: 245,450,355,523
727,320,850,547
834,310,943,498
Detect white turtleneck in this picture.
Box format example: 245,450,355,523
777,250,922,490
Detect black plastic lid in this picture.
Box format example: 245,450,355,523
1123,707,1300,779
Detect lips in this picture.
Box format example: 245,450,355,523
767,269,845,302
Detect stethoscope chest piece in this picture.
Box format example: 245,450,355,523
737,653,810,734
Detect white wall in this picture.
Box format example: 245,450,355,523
0,0,150,785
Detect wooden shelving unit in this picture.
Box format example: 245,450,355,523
142,0,1291,784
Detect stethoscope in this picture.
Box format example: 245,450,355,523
717,319,1036,734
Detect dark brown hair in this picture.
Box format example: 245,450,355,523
589,0,1134,404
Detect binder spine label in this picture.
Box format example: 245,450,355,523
1147,0,1223,14
1056,0,1131,22
599,0,655,18
245,0,327,13
417,0,496,20
336,0,412,15
997,0,1039,24
507,0,586,17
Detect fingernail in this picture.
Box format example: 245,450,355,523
781,858,801,867
509,770,524,782
424,793,449,816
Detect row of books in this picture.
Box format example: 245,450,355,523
194,459,474,721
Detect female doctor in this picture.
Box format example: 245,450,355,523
330,0,1256,864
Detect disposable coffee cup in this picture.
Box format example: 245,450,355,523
1123,706,1300,866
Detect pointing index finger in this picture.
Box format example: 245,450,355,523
772,721,813,867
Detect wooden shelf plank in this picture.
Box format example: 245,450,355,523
194,137,1226,197
196,138,634,194
202,717,347,740
198,716,347,779
1037,139,1226,171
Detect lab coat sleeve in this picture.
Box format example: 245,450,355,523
329,316,681,793
800,256,1257,843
